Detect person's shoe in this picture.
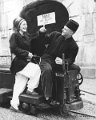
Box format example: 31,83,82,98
50,100,60,106
26,90,38,96
44,97,52,104
10,106,22,113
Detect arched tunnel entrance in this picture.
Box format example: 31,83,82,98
20,0,69,35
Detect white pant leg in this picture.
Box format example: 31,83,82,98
10,73,28,109
15,62,41,92
27,64,41,92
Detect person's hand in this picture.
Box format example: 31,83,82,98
28,52,33,59
55,57,62,64
27,52,33,61
39,25,47,33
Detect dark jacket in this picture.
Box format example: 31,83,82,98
31,31,47,57
9,31,46,74
9,32,32,74
42,31,79,66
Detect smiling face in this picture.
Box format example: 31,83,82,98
19,20,27,33
61,26,73,38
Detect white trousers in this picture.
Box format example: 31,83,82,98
10,62,41,110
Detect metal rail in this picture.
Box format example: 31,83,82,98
81,89,96,96
69,110,96,118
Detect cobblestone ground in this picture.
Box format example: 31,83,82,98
37,100,96,120
0,78,96,120
0,100,96,120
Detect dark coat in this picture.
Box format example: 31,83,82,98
41,31,79,66
9,32,32,74
31,32,47,57
9,31,46,74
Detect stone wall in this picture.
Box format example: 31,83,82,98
61,0,96,78
0,0,96,78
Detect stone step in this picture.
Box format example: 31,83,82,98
0,88,12,103
80,66,96,79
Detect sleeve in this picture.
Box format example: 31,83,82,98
38,30,46,37
36,30,48,44
44,31,58,44
9,33,29,58
66,44,79,65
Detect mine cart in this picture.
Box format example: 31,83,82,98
0,0,83,116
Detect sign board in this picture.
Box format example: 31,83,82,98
37,12,56,26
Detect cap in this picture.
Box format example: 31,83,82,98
65,19,79,32
13,17,25,31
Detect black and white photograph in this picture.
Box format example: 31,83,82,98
0,0,96,120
